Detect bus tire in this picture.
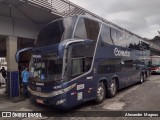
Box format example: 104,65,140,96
144,73,147,81
95,82,106,104
139,73,144,84
107,78,117,98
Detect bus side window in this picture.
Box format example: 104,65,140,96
100,24,113,46
98,58,121,74
121,60,134,71
74,18,87,39
111,28,118,46
71,58,85,78
74,18,100,41
71,57,92,79
85,57,92,72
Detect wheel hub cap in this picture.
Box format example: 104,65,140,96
97,86,104,100
111,83,116,94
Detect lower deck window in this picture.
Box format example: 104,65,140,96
71,57,92,78
72,58,84,76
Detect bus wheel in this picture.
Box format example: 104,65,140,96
95,82,106,104
139,73,144,84
108,79,117,98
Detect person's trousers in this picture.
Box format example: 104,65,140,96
4,77,7,92
22,82,28,98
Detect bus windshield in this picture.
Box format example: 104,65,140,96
35,16,77,47
29,52,64,82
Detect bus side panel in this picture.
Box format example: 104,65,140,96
65,73,97,108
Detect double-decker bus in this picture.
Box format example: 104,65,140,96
150,56,160,74
16,15,150,109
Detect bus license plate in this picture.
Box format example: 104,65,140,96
36,99,44,104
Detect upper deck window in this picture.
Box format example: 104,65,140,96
100,24,113,46
74,18,100,41
111,28,149,51
35,17,77,47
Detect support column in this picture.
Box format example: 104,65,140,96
6,36,19,98
6,36,18,71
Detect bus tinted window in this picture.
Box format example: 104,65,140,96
71,57,92,78
63,17,77,40
74,18,87,39
111,28,149,51
35,17,77,47
111,28,118,46
71,58,85,77
111,28,132,48
121,60,134,71
98,58,121,74
72,44,95,58
36,20,63,47
117,31,130,48
74,18,100,41
101,25,113,46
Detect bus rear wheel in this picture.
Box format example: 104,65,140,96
107,79,117,98
95,82,106,104
139,73,144,84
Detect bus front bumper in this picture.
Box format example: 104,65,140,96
29,94,67,107
27,83,77,109
28,87,68,109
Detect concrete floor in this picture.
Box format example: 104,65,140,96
0,75,160,120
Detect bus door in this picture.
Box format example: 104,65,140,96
70,56,94,101
68,40,95,101
16,47,33,82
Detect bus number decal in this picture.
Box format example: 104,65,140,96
77,92,83,100
33,55,41,58
87,76,93,80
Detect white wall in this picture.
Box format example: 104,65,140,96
0,16,12,35
0,16,41,39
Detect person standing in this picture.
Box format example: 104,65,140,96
21,67,29,99
0,67,7,93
